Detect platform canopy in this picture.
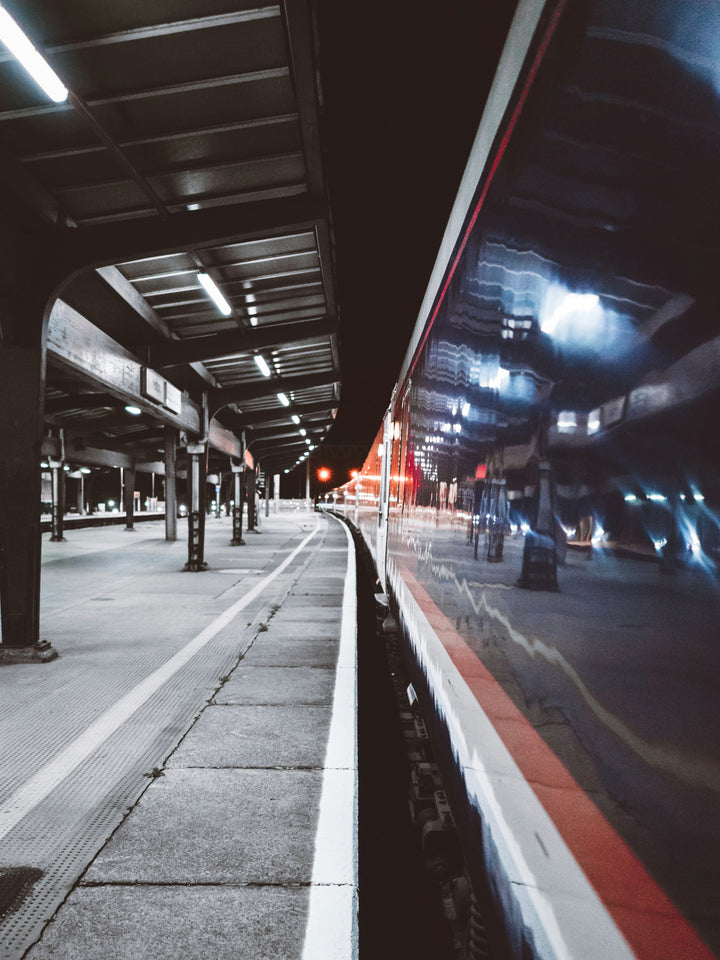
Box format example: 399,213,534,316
0,0,339,473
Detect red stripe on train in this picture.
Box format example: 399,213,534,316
398,564,715,960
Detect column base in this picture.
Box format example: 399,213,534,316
230,538,245,546
0,641,58,664
183,560,208,572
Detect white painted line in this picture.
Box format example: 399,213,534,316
302,515,358,960
0,520,320,842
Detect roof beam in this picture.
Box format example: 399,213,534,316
212,371,338,410
0,8,280,63
47,299,203,435
234,399,337,427
0,68,290,122
148,319,335,367
96,266,219,388
21,115,300,164
60,195,326,274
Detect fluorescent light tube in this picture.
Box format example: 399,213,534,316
0,5,67,102
254,355,271,377
197,272,231,316
291,414,300,424
277,392,290,406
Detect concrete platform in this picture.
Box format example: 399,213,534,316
0,509,357,960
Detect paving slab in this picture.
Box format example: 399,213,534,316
242,639,339,667
29,885,309,960
262,619,340,640
272,606,341,622
215,666,334,705
276,594,342,608
168,704,331,768
84,768,321,885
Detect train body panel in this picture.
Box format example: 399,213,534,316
328,0,720,955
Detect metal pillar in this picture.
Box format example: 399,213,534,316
48,460,66,542
305,459,310,510
265,473,270,517
214,475,222,517
246,468,257,532
0,330,57,660
123,464,136,531
184,443,207,571
164,427,177,542
274,473,280,513
77,474,86,516
85,473,94,515
230,464,245,545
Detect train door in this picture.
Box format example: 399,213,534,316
376,409,393,587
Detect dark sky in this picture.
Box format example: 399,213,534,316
315,0,517,452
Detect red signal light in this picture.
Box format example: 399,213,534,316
350,469,359,480
317,467,331,482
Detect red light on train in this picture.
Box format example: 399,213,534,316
350,469,359,480
475,464,487,479
317,467,331,482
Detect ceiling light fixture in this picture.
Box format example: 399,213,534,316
197,272,231,316
277,392,290,406
0,5,68,102
291,414,300,424
254,355,271,377
125,405,142,415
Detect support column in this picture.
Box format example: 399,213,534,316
164,427,177,542
184,442,207,571
265,472,270,518
0,334,57,660
305,459,310,510
214,475,222,518
48,459,66,542
274,473,280,513
123,464,136,531
230,463,245,545
77,474,86,516
246,468,257,532
85,472,94,515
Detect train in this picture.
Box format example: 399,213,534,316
325,0,720,958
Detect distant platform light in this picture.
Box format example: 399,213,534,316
125,405,142,415
197,272,232,317
299,428,307,436
0,5,68,102
254,355,271,377
277,392,290,406
80,467,91,474
647,493,667,503
317,467,331,482
186,203,200,211
291,414,300,424
624,493,638,502
350,469,359,479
